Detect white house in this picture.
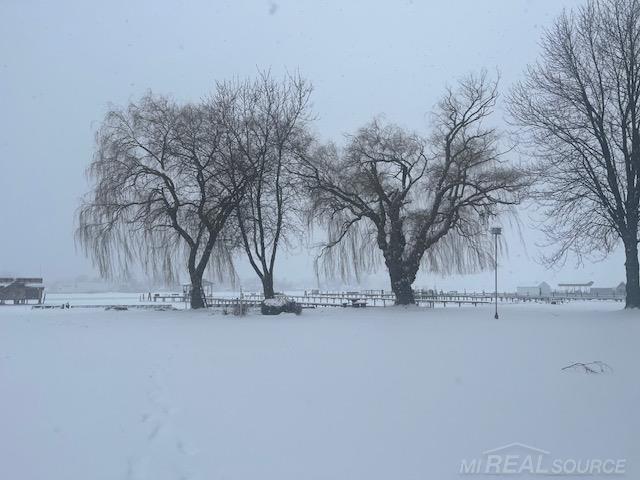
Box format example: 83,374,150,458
557,281,593,293
516,281,551,297
590,287,615,296
590,282,626,297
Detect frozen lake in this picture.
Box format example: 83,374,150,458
0,300,637,479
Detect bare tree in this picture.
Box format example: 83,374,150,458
218,72,314,298
77,93,253,308
509,0,640,308
300,73,525,304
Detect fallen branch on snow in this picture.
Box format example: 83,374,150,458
561,361,613,374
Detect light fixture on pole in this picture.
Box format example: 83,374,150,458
490,227,502,319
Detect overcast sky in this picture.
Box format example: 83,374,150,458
2,0,625,291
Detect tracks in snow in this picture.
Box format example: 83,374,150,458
126,363,200,480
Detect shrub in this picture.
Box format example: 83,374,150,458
284,300,303,315
222,301,249,316
232,301,249,316
261,297,302,315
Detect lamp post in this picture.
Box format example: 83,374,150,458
490,227,502,319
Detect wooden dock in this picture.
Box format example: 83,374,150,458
204,293,491,309
144,288,625,310
146,290,497,308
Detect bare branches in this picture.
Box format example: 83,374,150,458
77,91,254,308
509,0,640,307
561,361,613,374
216,72,314,298
300,72,526,304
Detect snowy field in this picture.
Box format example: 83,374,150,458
1,300,638,479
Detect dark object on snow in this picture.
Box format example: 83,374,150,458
261,298,302,315
341,298,368,308
105,305,128,311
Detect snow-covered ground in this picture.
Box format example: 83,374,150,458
44,292,161,307
0,301,638,479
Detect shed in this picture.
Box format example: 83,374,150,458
0,278,45,304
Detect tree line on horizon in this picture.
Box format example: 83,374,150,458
78,0,640,309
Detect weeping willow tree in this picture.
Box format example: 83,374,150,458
299,73,527,304
77,93,253,308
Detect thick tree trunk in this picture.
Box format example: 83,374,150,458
262,272,275,299
392,279,415,305
187,234,219,310
387,263,416,305
384,238,417,305
189,270,206,309
624,238,640,308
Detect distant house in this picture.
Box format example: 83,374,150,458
589,287,614,296
557,281,594,293
590,282,626,297
517,281,551,297
0,278,45,304
539,281,551,296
